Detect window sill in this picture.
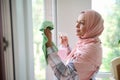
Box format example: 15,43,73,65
96,72,114,79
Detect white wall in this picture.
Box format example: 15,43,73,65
56,0,91,48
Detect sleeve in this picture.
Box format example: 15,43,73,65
59,45,71,55
57,45,71,61
47,47,78,79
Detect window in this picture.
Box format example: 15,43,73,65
92,0,120,79
32,0,55,79
32,0,45,80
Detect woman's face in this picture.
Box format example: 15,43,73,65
75,13,85,38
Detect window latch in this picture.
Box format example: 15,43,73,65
3,37,9,51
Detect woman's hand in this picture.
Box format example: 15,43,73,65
59,34,69,47
44,28,52,47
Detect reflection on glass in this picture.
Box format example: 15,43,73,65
32,0,45,80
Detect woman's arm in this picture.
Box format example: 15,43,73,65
45,28,78,79
58,45,71,62
47,46,78,79
57,33,71,61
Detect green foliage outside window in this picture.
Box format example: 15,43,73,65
99,0,120,72
32,0,45,80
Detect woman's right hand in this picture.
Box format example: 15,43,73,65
44,28,52,47
59,34,69,47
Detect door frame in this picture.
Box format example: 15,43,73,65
0,0,6,79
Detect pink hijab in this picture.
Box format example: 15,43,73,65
66,10,104,80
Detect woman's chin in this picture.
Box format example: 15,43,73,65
76,34,81,38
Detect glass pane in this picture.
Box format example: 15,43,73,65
32,0,45,80
92,0,120,72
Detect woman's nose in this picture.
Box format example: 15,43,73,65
76,23,80,28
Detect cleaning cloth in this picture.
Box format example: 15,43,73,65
39,20,58,64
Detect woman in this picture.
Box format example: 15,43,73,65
45,9,104,80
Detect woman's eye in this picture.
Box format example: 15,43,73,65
77,20,85,25
80,20,85,25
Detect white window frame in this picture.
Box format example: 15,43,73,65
45,0,113,80
11,0,34,80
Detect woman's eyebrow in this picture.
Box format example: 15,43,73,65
80,20,85,23
76,20,85,23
